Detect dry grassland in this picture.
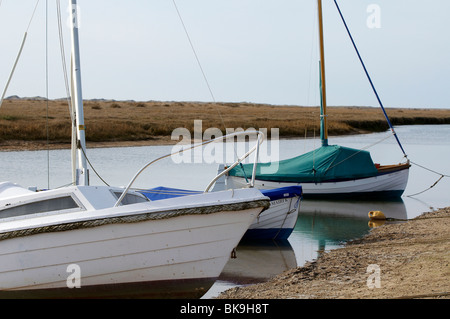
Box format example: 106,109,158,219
1,98,450,150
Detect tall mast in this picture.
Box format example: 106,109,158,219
69,0,89,185
317,0,328,146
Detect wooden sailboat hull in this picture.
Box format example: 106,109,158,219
228,164,409,200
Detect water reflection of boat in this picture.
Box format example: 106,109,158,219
295,212,370,246
292,199,408,260
301,198,407,220
218,240,297,285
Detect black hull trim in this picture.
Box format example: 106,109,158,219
0,277,216,299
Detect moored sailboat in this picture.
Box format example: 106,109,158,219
226,0,410,200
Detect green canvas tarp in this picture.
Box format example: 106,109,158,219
229,145,379,183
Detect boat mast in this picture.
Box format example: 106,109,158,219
317,0,328,146
69,0,89,186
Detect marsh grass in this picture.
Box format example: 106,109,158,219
1,99,449,144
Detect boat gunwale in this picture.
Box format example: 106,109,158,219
376,162,411,173
0,197,270,241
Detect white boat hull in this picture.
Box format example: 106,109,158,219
228,166,409,199
0,186,268,298
243,195,300,240
145,183,302,241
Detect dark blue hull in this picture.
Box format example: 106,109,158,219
242,228,294,241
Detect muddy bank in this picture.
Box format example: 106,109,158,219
218,208,450,299
0,137,174,152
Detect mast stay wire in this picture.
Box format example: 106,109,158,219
406,160,450,197
171,0,229,132
0,0,41,110
332,0,450,196
172,0,252,182
56,1,245,187
55,0,108,186
46,0,50,188
333,0,407,158
57,1,244,188
172,1,217,107
56,0,73,121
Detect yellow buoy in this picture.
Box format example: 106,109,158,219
369,219,386,228
368,210,386,220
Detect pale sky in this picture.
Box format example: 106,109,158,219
0,0,449,109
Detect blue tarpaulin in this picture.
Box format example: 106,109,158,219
140,186,302,201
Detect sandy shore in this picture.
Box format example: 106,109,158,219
218,208,450,299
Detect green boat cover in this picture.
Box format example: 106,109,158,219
229,145,379,183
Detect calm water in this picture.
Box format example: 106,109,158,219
1,125,449,298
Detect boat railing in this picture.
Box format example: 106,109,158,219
114,130,265,207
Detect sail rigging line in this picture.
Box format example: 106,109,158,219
0,0,41,110
405,160,449,197
306,3,318,108
172,0,217,105
332,0,407,158
79,146,110,187
172,0,251,181
410,160,450,178
333,0,449,197
56,0,82,184
56,0,73,121
26,1,41,31
171,1,227,128
406,175,444,197
60,0,109,187
46,0,50,189
322,133,393,174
